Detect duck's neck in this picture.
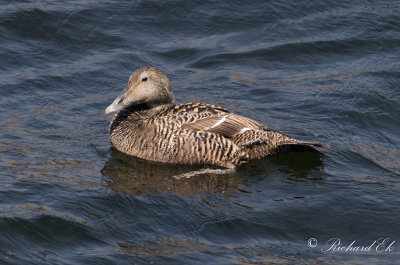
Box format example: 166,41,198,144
125,102,172,118
109,102,173,134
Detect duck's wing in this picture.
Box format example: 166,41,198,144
181,112,267,138
178,106,327,155
159,102,230,116
157,102,268,139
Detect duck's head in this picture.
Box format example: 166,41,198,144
105,67,174,114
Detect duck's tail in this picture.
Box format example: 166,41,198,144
277,141,328,153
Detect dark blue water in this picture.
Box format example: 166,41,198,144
1,1,400,264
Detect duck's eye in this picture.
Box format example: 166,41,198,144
142,77,148,82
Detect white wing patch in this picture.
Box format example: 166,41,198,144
232,127,251,136
210,115,228,129
239,127,251,134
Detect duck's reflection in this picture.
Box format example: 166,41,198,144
268,151,325,182
101,148,246,196
101,147,325,196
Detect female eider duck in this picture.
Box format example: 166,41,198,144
105,67,325,169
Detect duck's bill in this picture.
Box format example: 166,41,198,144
105,92,126,114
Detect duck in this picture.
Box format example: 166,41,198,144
105,67,325,169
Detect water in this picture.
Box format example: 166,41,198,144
1,0,399,264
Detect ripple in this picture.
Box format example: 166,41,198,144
0,204,89,225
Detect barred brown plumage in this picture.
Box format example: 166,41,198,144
105,67,326,168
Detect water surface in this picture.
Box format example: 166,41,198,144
1,0,400,264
